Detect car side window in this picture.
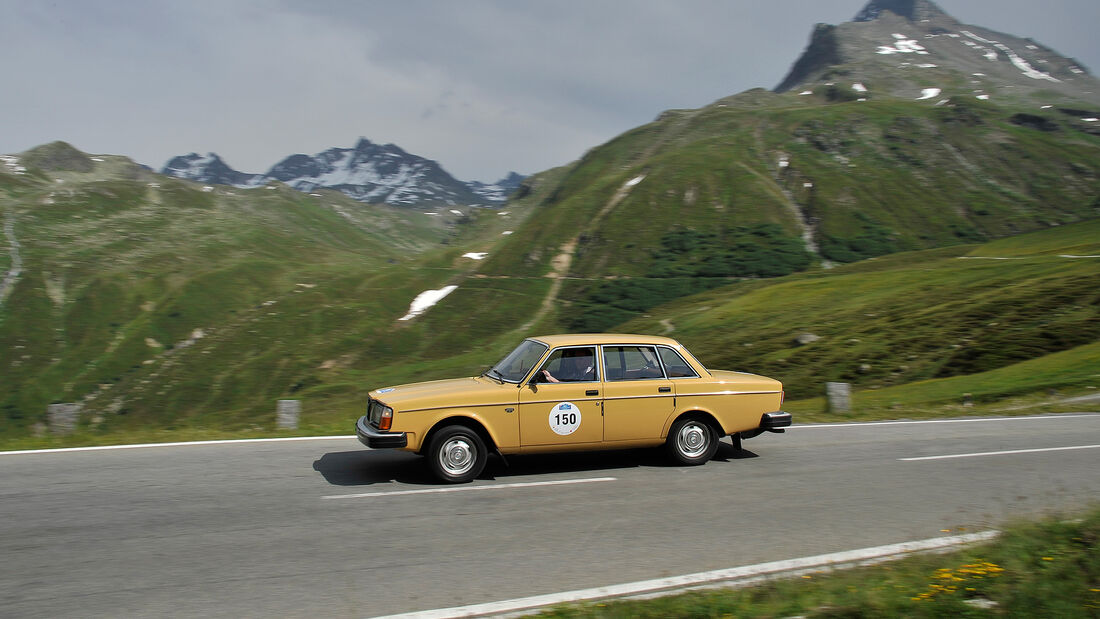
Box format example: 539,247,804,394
536,347,598,383
603,345,666,381
658,347,699,378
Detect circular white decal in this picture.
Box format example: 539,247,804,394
549,402,581,436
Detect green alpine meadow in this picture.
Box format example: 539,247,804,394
4,3,1100,451
3,90,1098,450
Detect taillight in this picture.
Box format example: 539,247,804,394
781,390,785,405
379,407,393,431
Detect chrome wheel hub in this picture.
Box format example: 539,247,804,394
677,423,709,458
439,438,475,475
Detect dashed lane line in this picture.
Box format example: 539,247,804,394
899,444,1100,461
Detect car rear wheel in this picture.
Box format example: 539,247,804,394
427,425,488,483
666,417,718,465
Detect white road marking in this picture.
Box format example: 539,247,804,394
4,414,1094,457
323,477,617,500
900,444,1100,461
0,435,356,456
791,413,1098,430
371,531,999,619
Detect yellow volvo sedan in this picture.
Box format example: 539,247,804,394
356,334,791,483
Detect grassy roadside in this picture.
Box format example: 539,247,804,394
532,506,1100,618
785,340,1100,423
3,338,1096,452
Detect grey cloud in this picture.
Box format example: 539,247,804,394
2,0,1097,182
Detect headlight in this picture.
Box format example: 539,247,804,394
368,399,394,430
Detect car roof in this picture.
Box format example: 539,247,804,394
529,334,684,348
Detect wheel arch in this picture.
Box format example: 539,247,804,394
664,409,725,439
420,415,497,456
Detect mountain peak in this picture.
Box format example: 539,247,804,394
161,152,263,187
853,0,948,23
775,0,1100,104
161,139,525,207
22,141,94,172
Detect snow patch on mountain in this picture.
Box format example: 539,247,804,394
960,31,1059,82
0,155,26,175
399,285,458,321
877,33,929,55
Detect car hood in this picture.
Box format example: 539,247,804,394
369,376,516,412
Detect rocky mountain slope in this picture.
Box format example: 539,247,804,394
161,138,524,207
776,0,1100,106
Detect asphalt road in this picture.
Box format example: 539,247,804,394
2,413,1099,618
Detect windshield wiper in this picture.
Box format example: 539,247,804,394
481,367,505,383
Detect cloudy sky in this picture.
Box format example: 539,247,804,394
3,0,1097,182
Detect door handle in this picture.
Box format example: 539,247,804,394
586,390,599,396
658,387,671,393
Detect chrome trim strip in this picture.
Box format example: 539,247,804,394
401,390,780,412
603,394,675,402
518,398,602,406
403,402,518,413
677,390,782,397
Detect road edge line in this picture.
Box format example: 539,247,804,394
371,530,999,619
0,435,356,456
6,412,1096,456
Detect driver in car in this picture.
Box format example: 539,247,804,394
541,348,595,383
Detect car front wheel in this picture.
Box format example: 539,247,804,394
666,417,718,465
427,425,488,483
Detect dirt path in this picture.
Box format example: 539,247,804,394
517,176,647,332
0,211,23,307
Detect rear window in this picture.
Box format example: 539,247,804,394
658,347,698,378
603,345,665,381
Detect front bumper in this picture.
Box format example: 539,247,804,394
356,415,408,449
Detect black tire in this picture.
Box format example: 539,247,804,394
665,416,718,465
426,425,488,483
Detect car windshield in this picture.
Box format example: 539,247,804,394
488,340,548,383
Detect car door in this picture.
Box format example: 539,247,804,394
601,344,675,442
519,346,604,446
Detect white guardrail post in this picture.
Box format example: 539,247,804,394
277,400,300,429
47,403,81,435
826,382,851,413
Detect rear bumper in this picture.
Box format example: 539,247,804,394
738,411,792,440
356,415,408,449
760,411,792,430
